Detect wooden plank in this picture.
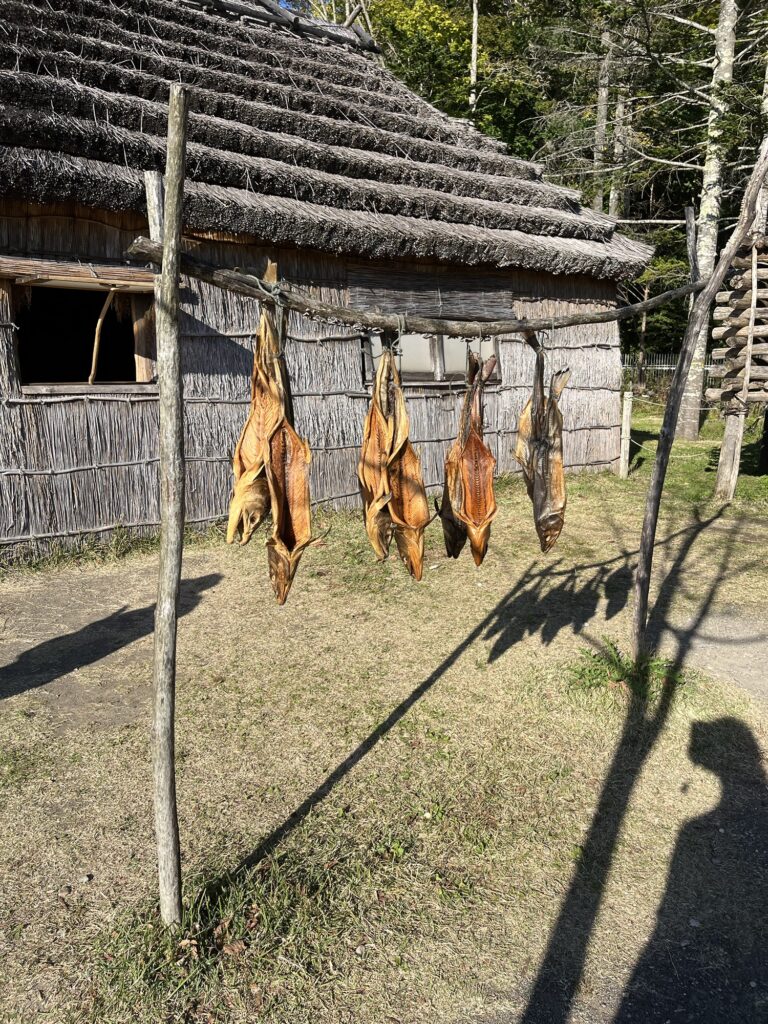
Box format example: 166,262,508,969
713,305,768,322
710,364,768,380
132,295,157,383
706,386,768,403
0,254,154,291
729,267,768,287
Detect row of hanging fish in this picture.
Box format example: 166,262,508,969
227,305,570,603
226,261,312,605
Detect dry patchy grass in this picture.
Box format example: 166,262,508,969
0,427,767,1024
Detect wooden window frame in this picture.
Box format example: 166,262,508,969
1,256,158,394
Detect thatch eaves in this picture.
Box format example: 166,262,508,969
0,0,652,280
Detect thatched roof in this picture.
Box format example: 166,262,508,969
0,0,652,280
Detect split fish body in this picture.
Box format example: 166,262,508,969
266,420,312,606
228,259,313,604
515,348,569,553
358,349,430,579
437,352,497,565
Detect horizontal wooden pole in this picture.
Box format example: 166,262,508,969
710,364,768,380
711,343,768,360
713,306,768,322
712,322,768,340
706,386,768,403
714,287,768,307
730,268,768,287
126,236,707,339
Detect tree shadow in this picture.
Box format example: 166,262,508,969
613,716,768,1023
517,509,743,1024
0,573,221,700
195,508,737,950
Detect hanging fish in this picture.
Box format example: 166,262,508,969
436,352,497,565
265,415,313,606
358,348,430,579
226,265,283,546
357,349,396,560
515,342,570,553
227,260,313,604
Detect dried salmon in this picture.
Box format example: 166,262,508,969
437,353,497,565
266,419,312,606
358,348,430,579
228,260,313,604
515,340,570,553
226,262,283,546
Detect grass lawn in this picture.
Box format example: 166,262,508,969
0,407,766,1023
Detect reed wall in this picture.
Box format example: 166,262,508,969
0,201,622,557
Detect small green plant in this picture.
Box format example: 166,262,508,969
569,639,685,703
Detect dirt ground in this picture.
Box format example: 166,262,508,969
0,469,767,1024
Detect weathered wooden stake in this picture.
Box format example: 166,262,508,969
619,390,633,479
151,84,189,927
631,138,768,662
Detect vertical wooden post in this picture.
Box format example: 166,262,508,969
469,0,478,112
619,390,633,478
150,84,189,927
631,138,768,662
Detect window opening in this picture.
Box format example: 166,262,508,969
362,332,501,385
16,285,155,386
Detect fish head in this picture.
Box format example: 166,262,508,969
531,437,566,552
466,523,491,566
394,525,425,581
266,538,299,605
226,471,270,545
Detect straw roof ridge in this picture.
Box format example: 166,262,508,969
0,106,617,241
4,3,432,124
4,20,502,152
0,72,581,213
0,147,653,280
1,42,545,182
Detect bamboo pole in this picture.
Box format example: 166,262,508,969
127,237,707,339
151,84,189,927
631,137,768,662
87,289,117,385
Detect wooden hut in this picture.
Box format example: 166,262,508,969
0,0,652,556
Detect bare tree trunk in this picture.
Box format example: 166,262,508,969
151,84,189,927
592,30,613,213
608,90,627,218
632,136,768,660
469,0,479,113
676,0,740,439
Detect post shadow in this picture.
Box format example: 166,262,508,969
613,716,768,1023
0,573,221,700
518,508,740,1024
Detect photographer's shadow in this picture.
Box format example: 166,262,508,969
614,717,768,1023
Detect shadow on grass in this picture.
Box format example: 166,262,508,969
516,508,748,1024
191,508,740,957
0,573,221,700
628,427,658,474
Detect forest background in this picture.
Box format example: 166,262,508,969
294,0,768,370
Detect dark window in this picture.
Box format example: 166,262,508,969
16,286,152,385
